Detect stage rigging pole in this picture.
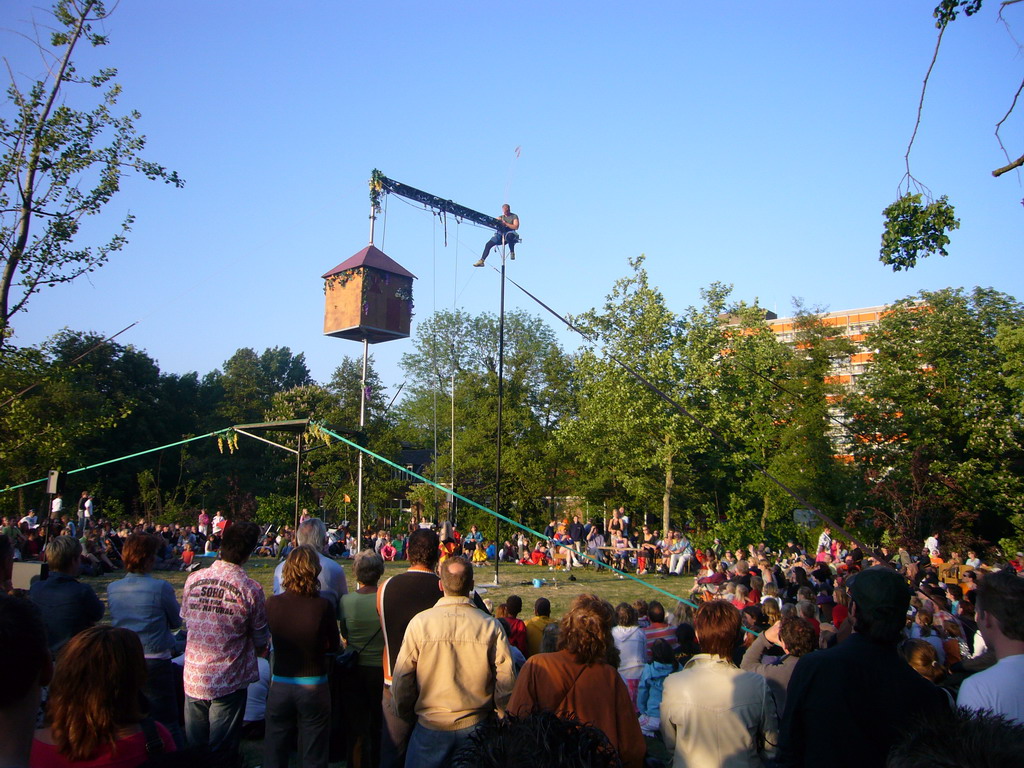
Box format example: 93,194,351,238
494,250,507,586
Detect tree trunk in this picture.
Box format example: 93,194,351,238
662,434,674,535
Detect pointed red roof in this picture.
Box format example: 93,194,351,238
322,245,417,280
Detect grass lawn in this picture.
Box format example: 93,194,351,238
84,557,697,619
82,557,690,767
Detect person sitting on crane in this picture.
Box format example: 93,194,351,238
474,204,519,266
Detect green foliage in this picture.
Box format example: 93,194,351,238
252,493,296,527
933,0,984,28
879,194,959,271
0,1,183,339
844,287,1024,548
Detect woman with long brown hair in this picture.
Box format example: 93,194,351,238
264,545,339,768
507,594,645,768
30,626,175,766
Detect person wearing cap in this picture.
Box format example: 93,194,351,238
957,568,1024,724
776,566,950,768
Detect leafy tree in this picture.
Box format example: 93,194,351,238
398,308,571,531
879,0,1020,270
560,256,690,535
0,0,182,342
844,287,1024,549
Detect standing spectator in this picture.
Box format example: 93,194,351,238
28,536,103,659
76,492,88,533
264,546,339,768
107,533,184,747
273,518,348,619
180,521,267,765
660,600,778,766
391,557,515,768
82,494,93,530
339,550,386,768
0,595,52,768
49,493,63,524
197,509,210,537
612,602,647,708
957,568,1024,723
378,528,442,768
508,594,646,768
30,626,176,766
525,597,555,657
777,566,949,767
816,526,832,556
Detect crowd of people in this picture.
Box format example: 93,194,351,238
2,507,1024,768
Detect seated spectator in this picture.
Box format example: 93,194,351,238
241,649,271,740
612,603,646,708
741,617,817,720
28,536,104,659
524,598,554,657
503,595,528,657
30,626,176,766
0,595,52,768
637,639,678,737
643,601,677,661
900,638,947,688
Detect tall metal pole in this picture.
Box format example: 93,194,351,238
494,252,507,586
355,202,375,553
356,337,369,552
294,432,303,530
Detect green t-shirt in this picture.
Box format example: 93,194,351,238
339,589,385,667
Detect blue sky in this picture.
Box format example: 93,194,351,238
3,1,1022,396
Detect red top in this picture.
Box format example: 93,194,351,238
506,616,528,655
30,722,174,767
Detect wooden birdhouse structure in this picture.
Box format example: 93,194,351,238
322,245,417,343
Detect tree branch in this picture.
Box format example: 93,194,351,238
905,25,948,185
993,152,1024,177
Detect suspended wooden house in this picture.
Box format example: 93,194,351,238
322,245,417,343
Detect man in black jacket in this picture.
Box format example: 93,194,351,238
776,566,950,767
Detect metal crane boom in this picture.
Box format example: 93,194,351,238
371,170,503,231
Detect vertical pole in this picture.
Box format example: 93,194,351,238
494,252,507,586
356,338,369,552
369,204,376,246
294,432,303,530
451,371,456,527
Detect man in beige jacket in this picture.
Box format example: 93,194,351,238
391,556,515,768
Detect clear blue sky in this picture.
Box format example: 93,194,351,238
4,1,1022,395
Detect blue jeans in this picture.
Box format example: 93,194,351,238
184,687,247,765
263,680,331,768
481,231,518,260
404,721,480,768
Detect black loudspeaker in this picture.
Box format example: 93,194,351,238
46,470,66,495
12,561,48,590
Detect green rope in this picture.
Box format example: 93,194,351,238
0,428,235,495
316,424,711,616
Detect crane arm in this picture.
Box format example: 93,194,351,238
370,170,503,231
